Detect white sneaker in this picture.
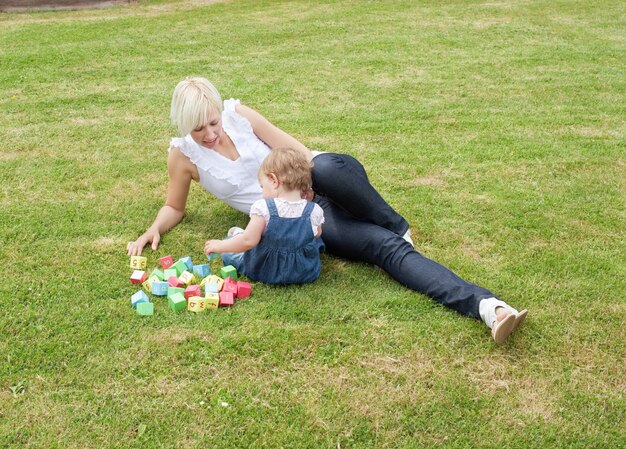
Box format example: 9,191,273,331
227,227,244,238
402,229,414,247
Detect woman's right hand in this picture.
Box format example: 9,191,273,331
127,228,161,256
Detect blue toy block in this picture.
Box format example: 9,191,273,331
151,280,169,296
180,256,193,271
193,263,210,278
206,252,220,261
131,290,149,309
204,282,219,294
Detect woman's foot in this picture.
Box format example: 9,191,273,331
491,307,528,344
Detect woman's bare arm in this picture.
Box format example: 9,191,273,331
126,147,193,255
236,104,314,160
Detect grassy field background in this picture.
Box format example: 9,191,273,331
1,0,624,447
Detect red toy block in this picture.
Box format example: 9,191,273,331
168,276,184,288
219,291,234,307
184,285,202,299
160,255,174,270
236,281,251,298
130,270,148,284
222,281,238,297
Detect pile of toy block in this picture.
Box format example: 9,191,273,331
129,254,251,316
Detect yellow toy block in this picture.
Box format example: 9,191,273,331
200,275,224,291
142,275,159,293
178,270,196,286
130,256,147,270
205,293,219,311
187,296,206,313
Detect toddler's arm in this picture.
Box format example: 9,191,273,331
204,215,266,255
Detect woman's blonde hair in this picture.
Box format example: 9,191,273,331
170,77,223,137
260,147,313,192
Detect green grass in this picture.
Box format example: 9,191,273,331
1,0,624,447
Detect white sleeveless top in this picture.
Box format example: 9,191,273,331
168,99,270,214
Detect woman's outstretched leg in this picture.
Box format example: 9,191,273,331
312,153,410,237
316,196,527,341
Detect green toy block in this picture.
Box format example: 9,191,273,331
168,292,187,312
136,302,154,316
171,260,188,276
150,268,165,281
167,286,185,298
220,265,238,280
164,268,177,279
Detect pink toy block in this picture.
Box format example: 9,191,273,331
160,255,174,269
168,276,184,288
130,270,147,284
222,281,238,297
219,291,234,307
236,281,252,298
184,285,202,299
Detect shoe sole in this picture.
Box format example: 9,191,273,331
492,313,516,344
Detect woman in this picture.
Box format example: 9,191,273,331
126,77,527,343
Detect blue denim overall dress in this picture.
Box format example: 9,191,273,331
241,199,324,284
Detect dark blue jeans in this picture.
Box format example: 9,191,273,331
311,153,496,319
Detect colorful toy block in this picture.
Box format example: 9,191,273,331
168,292,187,312
193,264,210,278
150,268,165,281
152,280,169,296
179,256,193,271
178,270,196,286
167,286,184,298
200,275,224,291
130,256,147,270
220,265,237,280
205,293,219,311
206,252,220,261
160,255,174,269
204,282,219,294
237,281,252,298
130,270,148,284
168,276,184,288
187,296,206,313
222,280,238,297
171,260,188,276
136,302,154,316
184,285,202,299
219,291,234,307
164,268,177,279
131,290,149,308
142,275,159,293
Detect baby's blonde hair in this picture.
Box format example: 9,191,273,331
260,147,313,192
170,77,223,137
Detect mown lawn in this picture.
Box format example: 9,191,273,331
0,1,624,447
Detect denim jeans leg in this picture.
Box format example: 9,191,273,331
312,153,409,236
315,196,494,319
222,251,244,272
